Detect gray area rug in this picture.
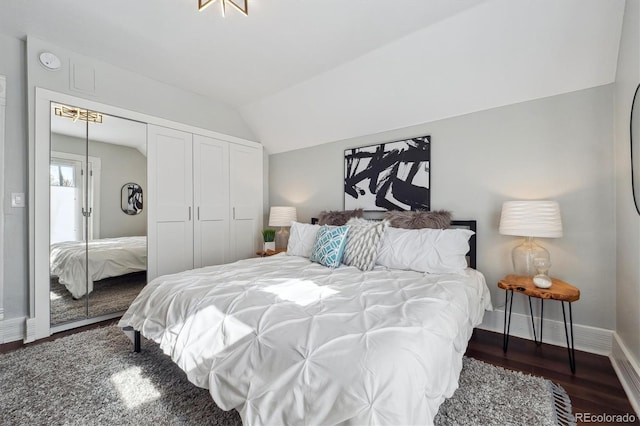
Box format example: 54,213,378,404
50,272,146,325
0,326,575,425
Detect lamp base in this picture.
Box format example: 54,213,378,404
275,228,290,250
512,237,550,276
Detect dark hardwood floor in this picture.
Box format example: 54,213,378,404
2,321,638,424
467,328,639,424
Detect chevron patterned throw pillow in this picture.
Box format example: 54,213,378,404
343,218,388,271
309,225,350,268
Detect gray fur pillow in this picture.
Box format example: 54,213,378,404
318,208,364,226
343,218,388,271
383,210,452,229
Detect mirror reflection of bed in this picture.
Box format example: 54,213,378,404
50,271,146,325
49,103,147,326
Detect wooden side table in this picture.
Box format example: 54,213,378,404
256,248,287,257
498,274,580,373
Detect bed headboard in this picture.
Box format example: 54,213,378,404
450,220,477,269
310,218,478,270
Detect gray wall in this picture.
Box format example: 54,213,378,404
614,0,640,364
0,34,257,321
51,134,147,238
0,34,28,319
27,36,255,142
270,85,616,331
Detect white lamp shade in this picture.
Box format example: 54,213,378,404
499,201,563,238
268,206,297,227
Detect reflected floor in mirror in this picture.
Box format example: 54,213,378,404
50,272,146,325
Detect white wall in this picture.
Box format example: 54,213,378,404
270,85,616,331
51,134,148,239
27,37,255,142
615,0,640,366
244,0,624,154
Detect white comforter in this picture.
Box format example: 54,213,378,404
50,236,147,299
119,254,492,425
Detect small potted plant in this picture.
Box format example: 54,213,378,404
262,229,276,252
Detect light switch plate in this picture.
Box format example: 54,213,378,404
11,192,25,208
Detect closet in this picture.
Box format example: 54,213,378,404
147,124,262,281
32,89,263,341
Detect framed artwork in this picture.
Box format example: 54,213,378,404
344,135,430,211
121,182,143,215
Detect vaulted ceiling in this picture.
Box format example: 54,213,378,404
0,0,626,153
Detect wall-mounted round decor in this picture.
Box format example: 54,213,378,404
121,183,143,215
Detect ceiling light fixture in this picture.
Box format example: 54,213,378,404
198,0,248,17
54,105,103,124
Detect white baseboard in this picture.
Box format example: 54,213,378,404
25,318,37,343
4,308,613,354
610,333,640,416
1,316,26,344
479,308,613,356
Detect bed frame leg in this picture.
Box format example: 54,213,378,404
134,330,141,353
123,326,141,352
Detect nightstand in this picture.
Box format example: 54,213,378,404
498,274,580,373
256,248,287,257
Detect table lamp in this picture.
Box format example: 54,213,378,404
268,206,297,250
499,200,563,276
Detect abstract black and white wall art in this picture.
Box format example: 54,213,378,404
121,183,143,215
344,136,430,211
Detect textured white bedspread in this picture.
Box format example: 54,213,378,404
50,236,147,299
119,254,492,425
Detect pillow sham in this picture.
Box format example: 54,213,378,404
342,218,388,271
383,210,451,229
286,221,321,258
375,227,473,274
309,225,350,268
318,208,364,226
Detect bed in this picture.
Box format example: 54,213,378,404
119,219,492,425
50,236,147,299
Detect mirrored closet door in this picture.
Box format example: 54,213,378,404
49,103,147,326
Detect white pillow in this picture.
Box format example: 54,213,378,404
375,227,474,274
286,221,320,258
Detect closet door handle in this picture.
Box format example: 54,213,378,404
188,206,191,221
197,207,200,221
233,207,236,219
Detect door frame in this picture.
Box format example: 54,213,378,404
33,89,152,340
0,75,5,338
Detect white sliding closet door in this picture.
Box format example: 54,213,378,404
148,125,193,280
193,135,229,268
230,144,262,261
